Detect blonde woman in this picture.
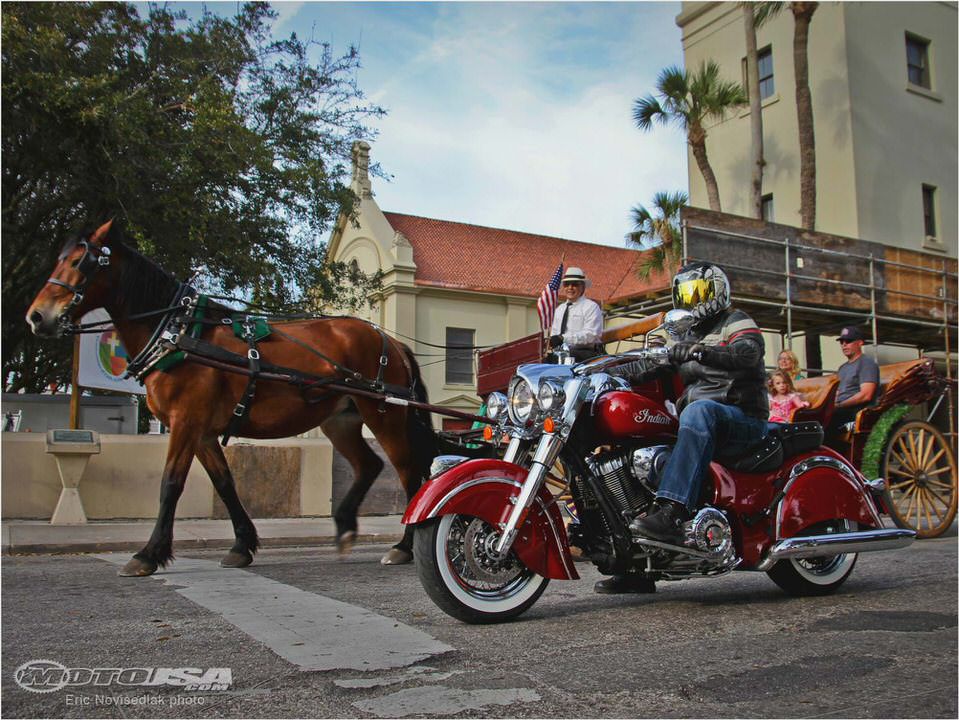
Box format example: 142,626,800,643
778,349,805,382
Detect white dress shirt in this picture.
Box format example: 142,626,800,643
550,296,604,348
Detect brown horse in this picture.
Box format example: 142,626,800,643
26,220,440,576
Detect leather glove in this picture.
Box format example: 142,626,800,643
548,334,564,349
668,341,705,365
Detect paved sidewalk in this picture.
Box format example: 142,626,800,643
1,515,406,555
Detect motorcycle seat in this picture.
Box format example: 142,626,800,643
773,421,824,458
721,421,824,474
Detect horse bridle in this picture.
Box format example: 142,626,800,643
46,240,111,328
47,240,111,305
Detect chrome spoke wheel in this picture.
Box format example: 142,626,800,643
413,514,549,624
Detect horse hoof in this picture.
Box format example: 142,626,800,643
380,548,412,565
337,530,357,556
118,557,158,577
220,550,253,568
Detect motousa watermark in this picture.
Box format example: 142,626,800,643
15,660,232,694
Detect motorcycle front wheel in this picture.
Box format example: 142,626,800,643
413,514,549,624
766,520,858,597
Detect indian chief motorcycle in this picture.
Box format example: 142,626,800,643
402,309,915,624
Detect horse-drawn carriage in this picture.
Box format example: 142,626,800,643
793,359,957,538
476,316,958,539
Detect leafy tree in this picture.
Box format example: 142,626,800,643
2,2,385,392
755,1,819,229
634,62,745,212
625,191,688,279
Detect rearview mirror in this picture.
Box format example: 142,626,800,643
663,308,696,338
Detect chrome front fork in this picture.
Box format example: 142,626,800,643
493,432,563,555
493,376,588,557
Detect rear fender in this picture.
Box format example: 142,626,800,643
403,458,578,580
777,452,882,539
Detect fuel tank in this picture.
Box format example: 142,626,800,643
593,390,679,441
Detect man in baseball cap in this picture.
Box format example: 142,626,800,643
827,325,879,447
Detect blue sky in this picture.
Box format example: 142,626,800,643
224,2,688,246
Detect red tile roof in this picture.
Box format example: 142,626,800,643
382,212,670,305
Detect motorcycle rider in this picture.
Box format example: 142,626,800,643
595,261,769,594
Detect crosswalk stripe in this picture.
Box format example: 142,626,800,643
95,555,453,671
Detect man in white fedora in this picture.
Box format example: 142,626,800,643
548,266,604,362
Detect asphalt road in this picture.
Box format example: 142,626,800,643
2,533,956,719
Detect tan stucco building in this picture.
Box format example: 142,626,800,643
677,1,957,257
327,142,664,427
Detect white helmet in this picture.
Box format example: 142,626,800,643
672,262,731,323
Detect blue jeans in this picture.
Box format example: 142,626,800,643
657,400,769,511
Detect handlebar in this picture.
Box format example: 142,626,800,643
573,346,671,376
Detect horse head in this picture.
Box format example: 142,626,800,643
26,219,120,337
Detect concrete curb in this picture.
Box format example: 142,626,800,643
2,516,406,555
3,533,404,556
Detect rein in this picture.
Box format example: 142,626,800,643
51,244,493,443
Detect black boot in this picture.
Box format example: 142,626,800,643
629,498,690,544
594,574,656,594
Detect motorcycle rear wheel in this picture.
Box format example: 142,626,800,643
766,520,858,597
413,514,549,624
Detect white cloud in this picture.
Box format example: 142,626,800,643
361,2,688,246
270,2,305,36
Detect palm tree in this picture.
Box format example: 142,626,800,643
743,2,764,219
634,62,746,212
791,2,818,229
755,1,819,229
625,190,688,279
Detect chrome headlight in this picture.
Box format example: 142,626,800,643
486,392,507,421
537,380,566,413
508,378,537,424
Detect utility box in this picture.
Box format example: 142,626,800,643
2,394,138,434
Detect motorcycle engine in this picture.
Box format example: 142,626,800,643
586,445,672,518
687,507,733,559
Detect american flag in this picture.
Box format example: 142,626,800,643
536,262,564,333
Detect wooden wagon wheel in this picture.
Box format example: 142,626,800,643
544,458,572,500
882,420,957,538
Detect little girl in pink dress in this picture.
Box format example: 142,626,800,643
768,370,809,423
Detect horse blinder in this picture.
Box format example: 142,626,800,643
45,241,112,330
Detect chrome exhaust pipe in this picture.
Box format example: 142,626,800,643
757,528,915,571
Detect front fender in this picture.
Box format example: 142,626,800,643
403,458,578,580
778,452,883,538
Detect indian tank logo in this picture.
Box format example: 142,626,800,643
633,408,673,425
96,330,130,380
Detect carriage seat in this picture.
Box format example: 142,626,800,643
790,358,930,429
794,375,839,413
722,421,824,474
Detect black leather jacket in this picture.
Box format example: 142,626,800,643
611,307,769,420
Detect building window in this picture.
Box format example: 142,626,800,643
758,46,775,100
906,34,930,88
445,327,474,385
922,184,937,238
741,47,774,102
761,194,774,222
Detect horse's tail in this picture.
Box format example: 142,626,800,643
401,344,440,483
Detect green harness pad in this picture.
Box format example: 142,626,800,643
151,298,271,375
154,295,211,373
233,316,272,342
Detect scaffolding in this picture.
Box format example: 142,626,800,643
608,217,957,369
605,212,957,441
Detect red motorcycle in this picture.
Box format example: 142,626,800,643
403,310,915,624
